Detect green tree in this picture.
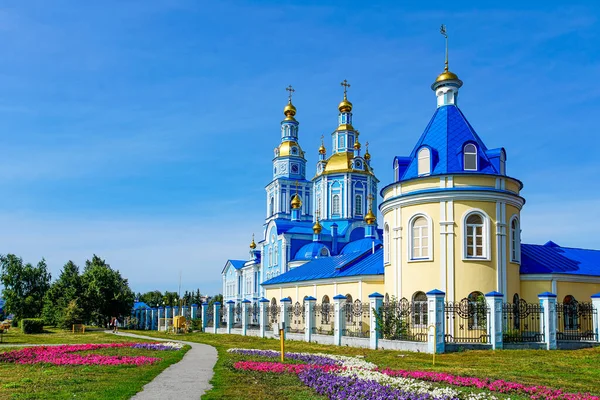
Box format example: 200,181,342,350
162,291,179,307
139,290,163,307
42,261,81,326
0,255,51,321
81,255,134,326
61,299,84,329
208,294,223,308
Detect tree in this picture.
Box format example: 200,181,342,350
0,255,51,321
162,291,179,307
139,290,163,307
208,294,223,308
61,299,84,329
42,261,81,326
80,255,134,326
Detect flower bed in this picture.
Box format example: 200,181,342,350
229,348,599,400
0,342,183,366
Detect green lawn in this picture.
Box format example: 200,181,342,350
0,326,142,345
126,330,600,399
0,328,189,399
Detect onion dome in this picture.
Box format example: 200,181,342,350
312,219,323,234
338,96,353,113
283,101,297,120
354,137,361,150
364,149,371,160
364,209,376,225
291,193,302,209
318,143,326,154
249,234,256,249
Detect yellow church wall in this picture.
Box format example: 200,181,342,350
519,281,551,303
400,177,440,194
453,176,496,188
505,179,521,194
264,278,385,305
556,281,600,302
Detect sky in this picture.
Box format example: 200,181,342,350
0,1,599,296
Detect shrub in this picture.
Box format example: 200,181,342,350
21,318,44,334
190,318,202,331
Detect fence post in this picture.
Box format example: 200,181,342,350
149,308,154,330
538,292,557,350
333,294,346,346
280,298,291,339
242,299,251,336
592,293,600,342
213,302,221,334
426,289,446,354
191,303,198,320
165,306,171,331
259,298,269,338
485,291,504,350
304,296,316,342
157,307,163,331
225,301,235,334
201,303,208,332
368,292,384,350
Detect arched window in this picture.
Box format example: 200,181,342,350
332,194,340,216
268,247,273,267
510,217,520,263
418,148,431,176
269,197,275,216
274,244,278,266
411,216,429,259
412,291,428,327
322,295,330,304
465,213,486,258
321,295,331,324
384,223,390,264
355,194,363,216
464,143,478,171
467,291,486,330
563,295,579,330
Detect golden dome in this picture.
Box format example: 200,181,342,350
338,97,353,113
435,70,459,83
318,143,326,154
249,235,256,249
364,209,376,225
313,219,322,234
354,138,361,150
317,152,374,176
291,194,302,209
277,141,304,158
364,150,371,161
283,101,297,120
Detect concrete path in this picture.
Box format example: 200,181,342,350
111,331,218,400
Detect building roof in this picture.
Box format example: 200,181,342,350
398,105,503,181
521,241,600,276
222,259,246,274
294,242,330,260
340,238,382,254
262,245,383,285
133,301,150,310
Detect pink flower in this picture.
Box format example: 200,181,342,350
233,361,342,375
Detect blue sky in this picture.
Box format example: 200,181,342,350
1,1,599,295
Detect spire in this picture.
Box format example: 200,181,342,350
313,210,323,235
291,181,302,209
338,79,353,113
283,85,297,120
318,134,326,155
364,194,376,225
364,141,371,161
432,25,463,108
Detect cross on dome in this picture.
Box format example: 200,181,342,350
286,85,295,102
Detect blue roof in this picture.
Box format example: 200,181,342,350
273,220,323,235
399,105,502,181
521,241,600,276
228,260,245,270
133,301,150,310
341,238,382,254
294,242,330,260
262,245,384,285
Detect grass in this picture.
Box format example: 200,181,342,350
0,326,140,345
0,328,190,399
126,330,600,399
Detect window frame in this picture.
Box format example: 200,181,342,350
384,223,391,265
412,291,428,327
417,147,431,176
354,194,363,216
463,143,478,171
332,194,341,217
509,215,521,263
462,210,491,261
407,213,433,262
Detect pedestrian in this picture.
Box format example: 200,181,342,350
114,317,119,333
110,317,116,333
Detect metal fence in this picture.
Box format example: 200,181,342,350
445,298,490,343
233,303,242,328
218,306,226,328
287,302,305,334
375,297,427,342
556,301,597,341
247,303,260,330
313,303,334,335
206,307,214,328
268,303,280,331
343,300,371,338
502,300,544,343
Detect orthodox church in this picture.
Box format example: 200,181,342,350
223,43,600,309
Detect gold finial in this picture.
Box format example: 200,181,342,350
434,25,461,84
291,180,302,209
364,141,371,160
440,24,448,72
353,131,361,150
338,79,353,113
313,209,322,234
318,134,326,154
283,85,297,119
249,234,256,249
364,194,376,225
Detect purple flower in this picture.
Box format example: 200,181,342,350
228,349,340,366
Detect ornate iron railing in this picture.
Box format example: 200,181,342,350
375,297,427,342
233,303,242,328
206,307,214,328
343,300,371,338
247,303,260,329
218,305,226,327
287,302,305,334
312,303,334,335
556,302,597,341
268,304,280,330
502,300,544,343
445,298,490,343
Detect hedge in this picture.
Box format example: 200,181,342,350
21,318,44,334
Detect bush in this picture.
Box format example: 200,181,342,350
11,319,18,328
21,318,44,334
190,318,202,331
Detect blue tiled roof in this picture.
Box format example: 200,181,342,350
274,220,325,235
400,105,502,181
222,259,246,274
294,242,330,260
341,238,382,254
521,241,600,276
133,301,150,310
262,245,383,285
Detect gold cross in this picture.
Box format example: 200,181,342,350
295,180,300,194
365,141,369,150
340,79,351,97
286,85,295,102
367,194,374,211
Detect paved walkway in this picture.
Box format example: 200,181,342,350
109,331,218,400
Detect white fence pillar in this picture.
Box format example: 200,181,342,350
259,298,269,338
369,292,384,350
426,289,446,354
485,291,504,350
305,297,316,342
280,298,291,339
201,304,208,332
592,293,600,343
226,301,235,334
242,300,251,336
191,304,198,320
213,302,220,334
539,292,557,350
157,307,164,331
333,294,346,346
165,307,172,331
